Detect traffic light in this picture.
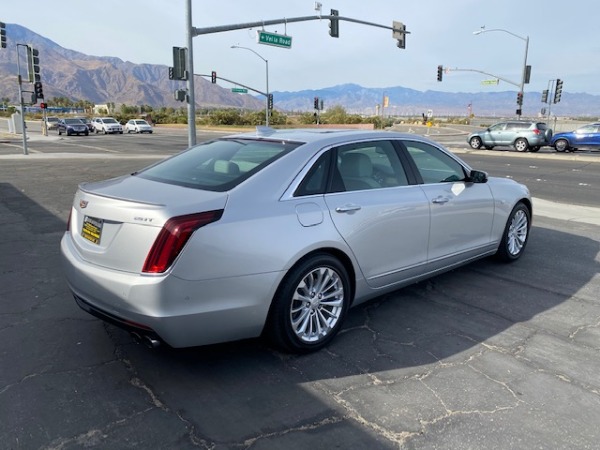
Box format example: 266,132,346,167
437,65,443,82
516,92,523,105
211,71,217,84
171,46,187,80
267,94,273,110
553,79,563,103
329,9,339,38
168,67,174,80
34,81,44,99
541,89,549,103
393,21,406,49
40,102,47,109
26,45,40,83
0,22,6,49
314,97,319,110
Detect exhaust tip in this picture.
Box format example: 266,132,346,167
143,335,161,349
131,332,161,349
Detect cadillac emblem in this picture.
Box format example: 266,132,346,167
79,200,89,209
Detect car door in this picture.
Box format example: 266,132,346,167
574,125,597,146
401,140,495,266
483,122,507,145
322,140,431,289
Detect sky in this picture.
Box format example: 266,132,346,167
2,0,599,96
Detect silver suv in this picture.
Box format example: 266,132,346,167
467,121,552,152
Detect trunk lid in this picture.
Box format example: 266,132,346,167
69,175,227,273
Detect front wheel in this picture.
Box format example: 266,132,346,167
469,136,483,149
266,254,351,353
554,139,569,152
514,138,529,152
495,202,530,262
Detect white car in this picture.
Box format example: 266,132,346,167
45,116,60,130
92,117,123,134
125,119,153,134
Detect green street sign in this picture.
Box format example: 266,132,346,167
257,31,292,49
481,79,499,85
231,88,248,93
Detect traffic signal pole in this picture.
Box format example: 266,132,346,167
16,44,29,155
184,2,408,147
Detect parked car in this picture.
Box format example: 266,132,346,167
57,118,89,136
61,128,532,353
550,123,600,152
74,117,94,133
45,116,59,131
467,121,552,152
125,119,153,134
92,117,123,134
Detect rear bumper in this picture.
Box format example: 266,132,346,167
61,232,281,348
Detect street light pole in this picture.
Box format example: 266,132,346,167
231,45,269,126
473,27,529,119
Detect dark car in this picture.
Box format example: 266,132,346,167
467,121,552,152
57,118,89,136
551,123,600,152
74,117,94,133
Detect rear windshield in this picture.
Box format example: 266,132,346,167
136,138,301,191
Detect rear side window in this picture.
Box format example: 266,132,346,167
137,138,300,191
507,122,530,130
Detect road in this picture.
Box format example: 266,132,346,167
1,125,599,449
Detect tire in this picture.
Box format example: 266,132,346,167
119,131,123,134
469,136,483,149
95,128,99,134
484,146,494,150
514,138,529,152
495,202,530,262
84,131,89,136
554,139,569,152
103,128,107,135
266,253,351,353
530,146,541,152
127,129,131,133
58,129,62,136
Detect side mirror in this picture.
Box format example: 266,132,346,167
467,169,488,183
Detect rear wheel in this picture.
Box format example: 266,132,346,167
267,254,351,353
514,138,529,152
484,145,494,150
554,139,569,152
530,146,541,152
495,202,530,262
469,136,483,149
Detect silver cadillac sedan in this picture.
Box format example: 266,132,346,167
61,128,532,353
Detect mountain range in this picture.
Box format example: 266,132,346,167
1,23,599,117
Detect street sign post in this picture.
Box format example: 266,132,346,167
257,31,292,49
231,88,248,93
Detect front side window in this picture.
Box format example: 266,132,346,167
403,141,467,184
137,138,300,191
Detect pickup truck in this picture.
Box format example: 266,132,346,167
92,117,123,134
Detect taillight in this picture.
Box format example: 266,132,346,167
142,210,223,273
532,129,541,135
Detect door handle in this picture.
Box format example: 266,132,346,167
335,204,362,213
432,197,449,204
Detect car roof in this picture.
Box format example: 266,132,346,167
224,127,437,147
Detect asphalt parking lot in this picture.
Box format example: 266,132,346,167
1,135,600,449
